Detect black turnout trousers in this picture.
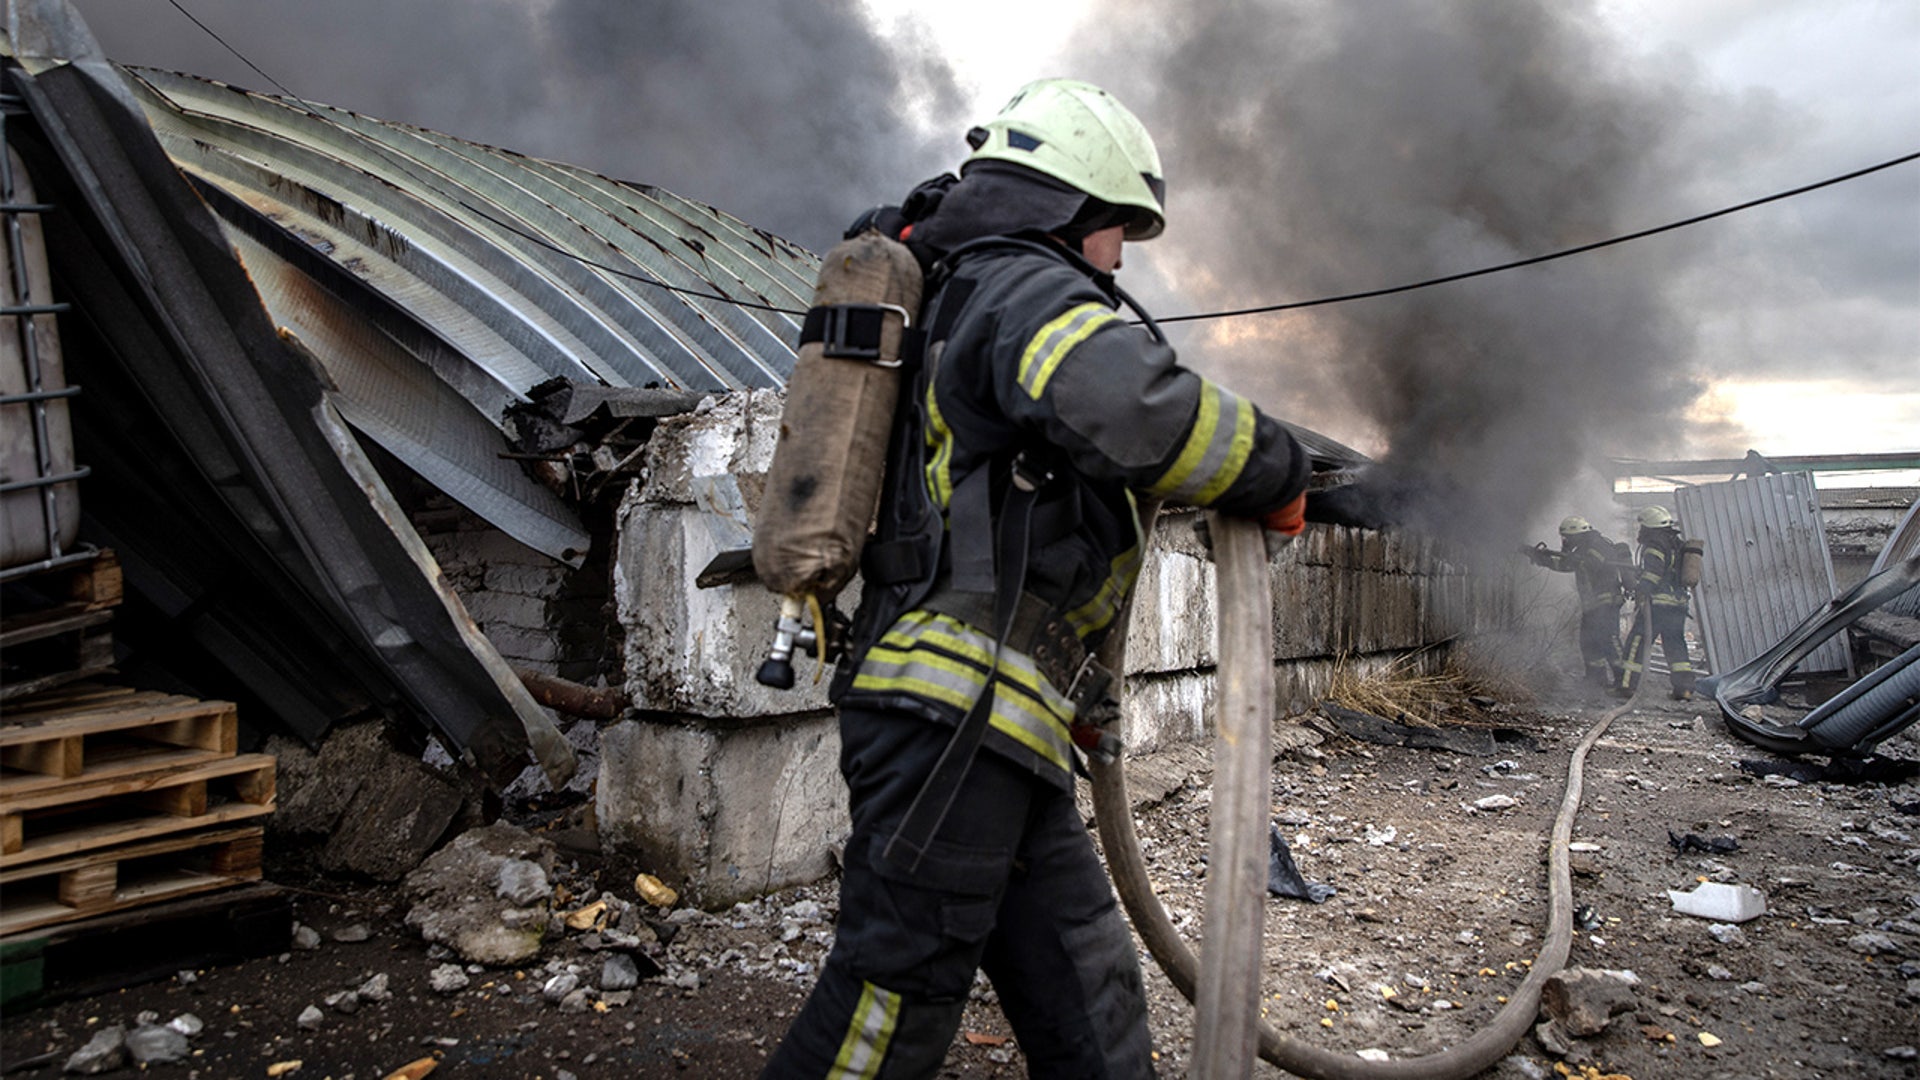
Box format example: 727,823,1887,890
762,705,1154,1079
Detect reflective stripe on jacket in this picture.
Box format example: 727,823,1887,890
841,238,1309,786
1635,534,1690,610
1541,534,1624,610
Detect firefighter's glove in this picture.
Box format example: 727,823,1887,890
1262,492,1307,537
1259,492,1307,558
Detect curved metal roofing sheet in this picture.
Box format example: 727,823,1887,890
125,67,814,398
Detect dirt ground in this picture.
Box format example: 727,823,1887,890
5,669,1918,1079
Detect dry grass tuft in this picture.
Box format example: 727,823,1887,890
1443,634,1544,705
1324,649,1459,726
1322,634,1548,728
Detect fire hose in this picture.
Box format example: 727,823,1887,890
1087,507,1649,1077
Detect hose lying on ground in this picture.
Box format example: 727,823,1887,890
1087,506,1648,1078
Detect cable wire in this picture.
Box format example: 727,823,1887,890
1154,149,1920,325
162,0,306,104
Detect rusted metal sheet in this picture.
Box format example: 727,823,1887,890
1673,471,1848,677
227,226,590,565
100,66,818,563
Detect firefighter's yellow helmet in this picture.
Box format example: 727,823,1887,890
965,78,1167,241
1638,505,1676,529
1559,516,1595,538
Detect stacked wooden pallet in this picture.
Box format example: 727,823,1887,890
1,552,276,939
0,550,121,702
0,686,274,936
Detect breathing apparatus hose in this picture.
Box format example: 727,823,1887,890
1087,506,1651,1078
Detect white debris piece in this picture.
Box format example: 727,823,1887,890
1668,882,1767,923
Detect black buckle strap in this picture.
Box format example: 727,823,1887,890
798,302,912,364
883,454,1047,875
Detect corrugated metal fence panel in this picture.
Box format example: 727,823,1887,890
1674,471,1848,676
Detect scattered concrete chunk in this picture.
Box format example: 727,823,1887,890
428,964,471,994
403,824,558,965
601,954,641,992
62,1025,126,1075
1540,968,1640,1037
497,858,552,907
125,1023,189,1065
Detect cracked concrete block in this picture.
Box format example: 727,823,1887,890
269,721,469,881
1127,534,1217,677
597,715,847,909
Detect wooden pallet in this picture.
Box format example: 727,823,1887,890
1,687,239,798
0,548,122,610
0,551,123,701
0,752,274,866
1,880,289,1008
0,825,263,937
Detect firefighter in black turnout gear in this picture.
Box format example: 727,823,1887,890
1525,516,1626,689
762,79,1312,1079
1617,504,1699,700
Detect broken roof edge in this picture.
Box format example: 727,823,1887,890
5,32,562,787
316,397,576,787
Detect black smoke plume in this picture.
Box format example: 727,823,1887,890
1091,0,1754,548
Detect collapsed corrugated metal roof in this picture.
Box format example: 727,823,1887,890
118,66,818,563
3,6,572,785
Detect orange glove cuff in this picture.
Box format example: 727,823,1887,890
1261,492,1307,537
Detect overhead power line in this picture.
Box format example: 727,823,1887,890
164,0,1918,326
1154,148,1920,325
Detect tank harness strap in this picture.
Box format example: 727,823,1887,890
798,302,917,364
883,452,1051,876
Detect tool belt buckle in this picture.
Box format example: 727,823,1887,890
1066,656,1123,765
1065,652,1104,704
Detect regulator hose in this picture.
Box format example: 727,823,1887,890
1088,507,1648,1078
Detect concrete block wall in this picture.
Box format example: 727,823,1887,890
601,390,1518,906
1119,509,1510,753
419,497,616,683
604,390,851,907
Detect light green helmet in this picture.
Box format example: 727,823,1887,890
1558,516,1594,538
966,78,1167,241
1638,505,1675,529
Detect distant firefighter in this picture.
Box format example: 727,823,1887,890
1525,516,1627,689
1618,504,1701,700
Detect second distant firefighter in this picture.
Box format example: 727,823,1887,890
1526,515,1626,688
1618,504,1699,700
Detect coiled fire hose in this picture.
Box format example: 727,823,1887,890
1087,506,1648,1078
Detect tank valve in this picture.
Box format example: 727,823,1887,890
756,595,850,689
756,596,815,689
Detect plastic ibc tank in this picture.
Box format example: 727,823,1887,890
2,145,81,571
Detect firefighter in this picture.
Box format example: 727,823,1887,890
1525,516,1626,689
1617,504,1698,700
762,78,1312,1079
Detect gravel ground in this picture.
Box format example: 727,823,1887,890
5,680,1918,1078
